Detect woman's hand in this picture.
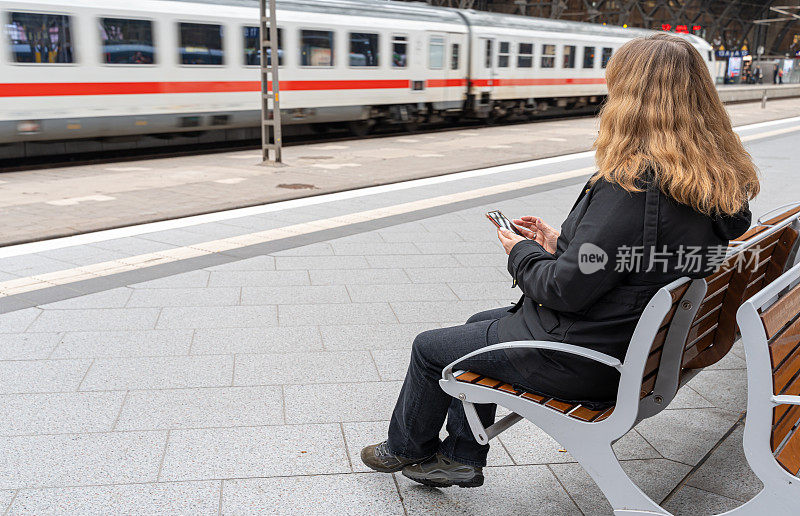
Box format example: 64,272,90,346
497,229,526,255
513,216,560,254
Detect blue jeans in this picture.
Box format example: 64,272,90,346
387,306,532,468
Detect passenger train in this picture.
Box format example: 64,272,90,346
0,0,714,151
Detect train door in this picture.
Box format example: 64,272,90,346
428,34,447,103
480,37,496,93
444,32,466,105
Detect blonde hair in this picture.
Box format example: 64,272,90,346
592,33,759,216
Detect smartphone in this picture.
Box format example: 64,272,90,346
486,210,526,237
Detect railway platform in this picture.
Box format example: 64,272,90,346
1,96,800,247
1,114,799,514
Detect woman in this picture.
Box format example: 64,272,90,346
361,33,758,488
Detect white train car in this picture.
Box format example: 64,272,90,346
0,0,714,150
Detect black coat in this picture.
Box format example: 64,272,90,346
497,176,751,404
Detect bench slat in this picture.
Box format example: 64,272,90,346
773,405,800,449
568,406,607,422
669,283,690,304
776,426,800,475
545,399,574,413
769,317,800,371
774,353,800,395
763,205,800,226
761,281,800,339
455,371,481,383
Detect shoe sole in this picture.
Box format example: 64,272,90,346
402,470,484,488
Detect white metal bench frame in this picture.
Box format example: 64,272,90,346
727,261,800,515
440,276,701,515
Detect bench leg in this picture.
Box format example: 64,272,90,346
567,441,670,516
716,487,799,515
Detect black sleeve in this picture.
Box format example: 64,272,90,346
507,181,644,313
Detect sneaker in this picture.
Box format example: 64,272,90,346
402,453,484,488
360,441,426,473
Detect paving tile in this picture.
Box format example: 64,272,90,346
116,386,284,431
157,306,277,329
205,255,276,271
415,241,503,254
241,285,350,305
635,408,741,465
27,308,160,333
0,431,166,489
284,381,401,424
126,287,241,307
309,268,410,285
379,231,463,243
51,329,193,358
275,256,370,270
448,282,521,301
550,458,692,515
390,300,505,323
192,326,322,354
454,253,509,267
405,266,508,283
0,391,124,435
0,359,90,394
663,485,743,516
40,288,133,310
160,423,350,481
499,419,659,464
685,369,748,413
397,464,578,515
331,242,420,256
90,237,179,255
0,333,61,360
371,349,411,381
270,242,335,256
685,425,762,502
278,303,396,326
705,349,747,370
0,255,74,277
234,351,378,385
346,283,457,303
80,355,233,391
0,308,42,333
319,323,432,351
221,474,403,516
208,270,310,287
0,491,13,513
8,481,220,515
365,254,461,268
130,270,210,289
665,385,715,410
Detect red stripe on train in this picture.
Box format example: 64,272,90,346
472,78,607,87
0,77,604,97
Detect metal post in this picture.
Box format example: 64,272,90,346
260,0,282,164
762,88,768,108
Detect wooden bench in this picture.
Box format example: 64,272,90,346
729,260,800,515
438,205,800,515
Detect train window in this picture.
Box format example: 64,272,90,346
243,26,283,66
541,44,555,68
498,41,510,68
518,43,533,68
601,47,613,68
99,18,154,65
7,12,74,64
563,45,575,68
583,46,595,68
349,33,378,67
179,23,223,65
301,29,334,66
451,43,460,70
429,36,444,69
484,39,493,68
392,35,407,68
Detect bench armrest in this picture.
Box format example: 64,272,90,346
441,340,623,381
773,395,800,406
